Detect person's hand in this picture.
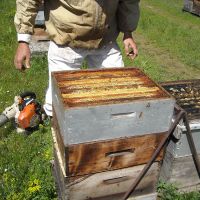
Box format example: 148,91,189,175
14,42,31,71
123,32,138,60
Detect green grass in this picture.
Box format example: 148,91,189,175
139,4,200,69
158,181,200,200
0,1,52,199
124,0,200,81
0,0,200,199
0,127,56,200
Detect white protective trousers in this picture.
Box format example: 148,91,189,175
44,41,124,116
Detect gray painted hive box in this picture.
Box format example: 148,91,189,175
161,79,200,157
167,119,200,158
160,80,200,191
52,68,175,145
160,122,200,191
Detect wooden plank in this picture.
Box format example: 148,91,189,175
160,150,200,191
91,193,157,200
52,126,166,176
53,141,159,200
68,132,165,176
170,155,200,188
52,111,68,173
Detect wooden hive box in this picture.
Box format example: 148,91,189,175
52,68,174,176
52,128,159,200
53,112,167,176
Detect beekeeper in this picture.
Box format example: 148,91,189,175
14,0,140,116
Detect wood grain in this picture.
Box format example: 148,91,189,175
52,113,166,176
68,132,166,176
52,68,171,108
53,142,159,200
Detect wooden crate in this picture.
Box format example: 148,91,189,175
52,115,167,176
52,128,159,200
52,68,175,145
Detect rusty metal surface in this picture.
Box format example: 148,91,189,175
52,68,171,108
161,79,200,119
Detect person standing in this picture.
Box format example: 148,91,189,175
14,0,140,116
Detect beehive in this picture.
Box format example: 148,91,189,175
52,128,159,200
51,68,175,199
52,67,175,145
52,68,175,176
53,112,166,176
160,80,200,191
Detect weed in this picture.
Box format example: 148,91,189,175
158,181,200,200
